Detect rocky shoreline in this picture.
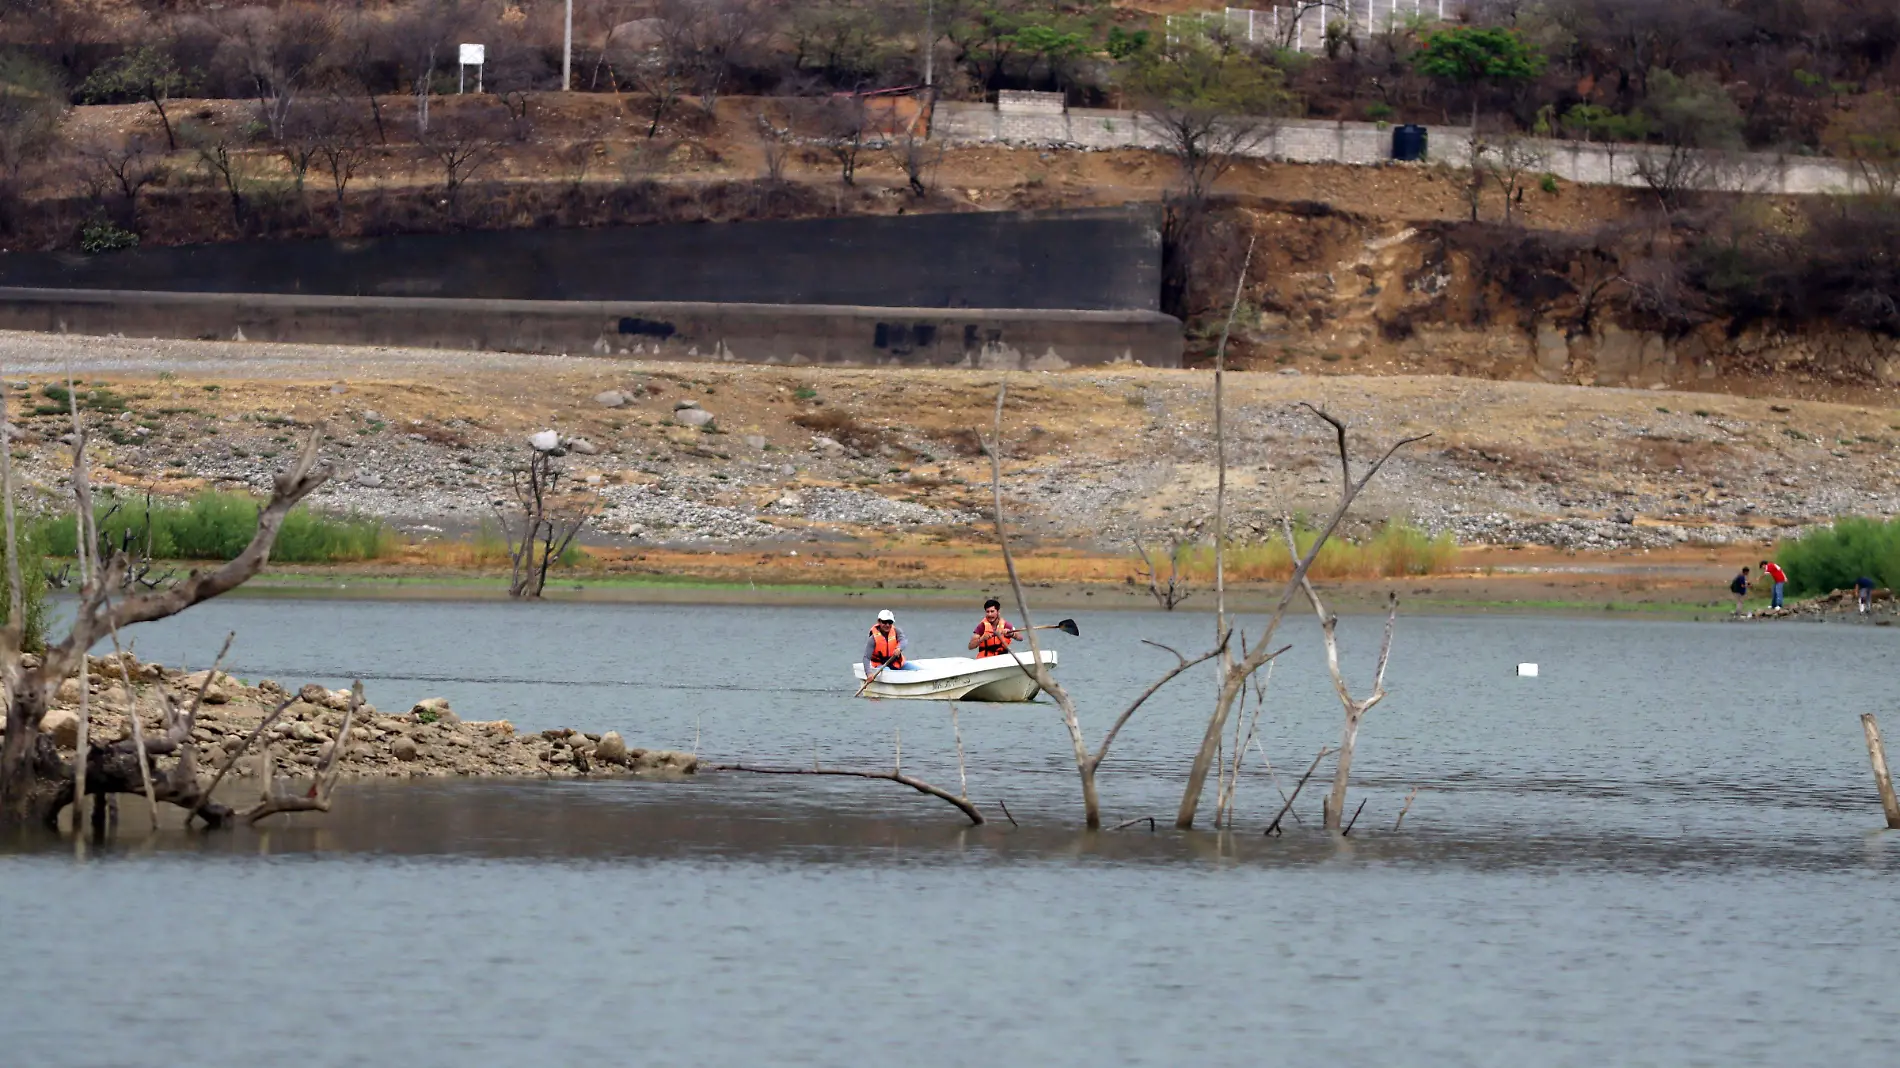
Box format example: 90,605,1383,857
7,653,697,781
1728,587,1898,624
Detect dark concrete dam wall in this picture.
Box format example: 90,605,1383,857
0,288,1184,369
0,207,1164,312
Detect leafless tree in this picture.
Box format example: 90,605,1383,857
492,435,597,600
422,108,501,215
756,110,793,184
183,122,255,229
211,2,339,142
814,92,872,186
891,127,942,197
1289,563,1398,833
1133,537,1192,610
580,0,645,91
981,382,1226,830
302,94,370,228
391,0,480,138
621,33,692,138
0,397,336,829
1175,396,1428,829
75,133,162,229
486,34,551,142
1476,131,1548,224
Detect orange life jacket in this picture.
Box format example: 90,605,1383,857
870,626,904,667
975,619,1013,657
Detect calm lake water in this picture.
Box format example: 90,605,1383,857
4,600,1898,1066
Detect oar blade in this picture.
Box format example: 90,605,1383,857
1057,618,1080,636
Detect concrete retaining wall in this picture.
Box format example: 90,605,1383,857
938,99,1868,196
0,206,1165,313
0,288,1183,369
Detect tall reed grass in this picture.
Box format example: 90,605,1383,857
1154,520,1458,583
39,491,397,564
1775,517,1900,597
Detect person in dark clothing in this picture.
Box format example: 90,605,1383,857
1730,567,1750,615
1857,575,1876,614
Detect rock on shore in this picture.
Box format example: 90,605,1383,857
0,653,697,779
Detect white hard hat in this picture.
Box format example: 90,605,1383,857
877,609,895,621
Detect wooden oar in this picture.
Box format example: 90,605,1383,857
1024,618,1080,637
854,662,890,698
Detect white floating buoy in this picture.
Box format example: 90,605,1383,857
1516,663,1539,677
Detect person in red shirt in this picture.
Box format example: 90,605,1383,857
1759,559,1787,610
969,598,1021,657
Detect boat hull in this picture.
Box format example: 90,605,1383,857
852,652,1057,702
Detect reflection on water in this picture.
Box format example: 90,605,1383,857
4,601,1898,1065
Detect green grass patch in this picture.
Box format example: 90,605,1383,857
37,491,397,564
40,383,128,414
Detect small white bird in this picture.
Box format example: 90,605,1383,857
528,430,561,452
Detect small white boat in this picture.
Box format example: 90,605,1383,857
852,651,1058,702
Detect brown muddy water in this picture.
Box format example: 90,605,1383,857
3,601,1898,1066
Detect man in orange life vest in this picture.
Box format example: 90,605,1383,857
862,610,916,676
968,598,1023,658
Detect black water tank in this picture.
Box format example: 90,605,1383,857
1391,124,1428,162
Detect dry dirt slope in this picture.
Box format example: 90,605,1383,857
2,331,1896,554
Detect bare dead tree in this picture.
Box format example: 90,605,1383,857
756,111,793,184
421,109,501,216
182,122,253,229
891,127,942,198
74,133,161,230
981,381,1226,830
1286,523,1399,831
811,92,872,186
715,728,983,825
491,435,596,600
1476,131,1547,225
244,681,360,824
211,2,339,143
1132,537,1192,610
308,93,370,228
0,420,334,829
1176,403,1430,830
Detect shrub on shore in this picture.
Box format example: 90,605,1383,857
1160,519,1457,583
1776,517,1900,597
38,491,395,564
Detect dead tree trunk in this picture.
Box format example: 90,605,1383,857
981,381,1223,829
0,425,334,830
1293,571,1398,832
1176,405,1428,830
493,439,595,600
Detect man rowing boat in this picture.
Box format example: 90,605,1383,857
862,609,916,677
968,598,1023,658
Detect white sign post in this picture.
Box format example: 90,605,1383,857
458,43,485,94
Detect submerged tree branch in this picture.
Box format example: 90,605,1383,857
711,763,985,825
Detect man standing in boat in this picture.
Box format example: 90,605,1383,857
863,610,916,676
969,598,1023,658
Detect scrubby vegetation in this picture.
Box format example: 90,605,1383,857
1164,518,1458,582
1776,516,1900,597
37,491,396,564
